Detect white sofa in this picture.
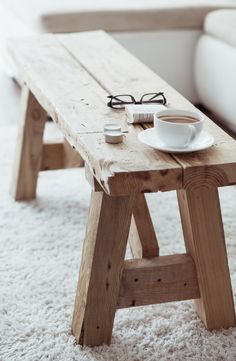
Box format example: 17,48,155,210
195,9,236,134
0,0,236,133
2,0,236,33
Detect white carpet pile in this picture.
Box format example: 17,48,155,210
1,125,236,361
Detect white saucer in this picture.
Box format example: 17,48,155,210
138,128,214,153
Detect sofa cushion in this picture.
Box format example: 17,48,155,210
1,0,236,33
205,9,236,48
195,34,236,134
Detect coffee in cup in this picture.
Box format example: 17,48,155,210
154,109,204,148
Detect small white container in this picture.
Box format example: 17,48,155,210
105,131,124,144
104,123,124,144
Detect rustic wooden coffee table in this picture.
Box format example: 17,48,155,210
8,31,236,347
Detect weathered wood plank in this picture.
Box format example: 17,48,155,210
11,87,47,200
78,129,182,195
72,191,134,346
8,34,182,195
177,184,236,330
7,35,128,135
57,31,170,97
8,31,236,194
118,254,200,308
58,31,236,187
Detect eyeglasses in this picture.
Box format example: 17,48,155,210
107,92,167,109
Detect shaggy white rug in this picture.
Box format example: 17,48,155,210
1,124,236,361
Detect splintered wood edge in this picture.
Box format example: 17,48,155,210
7,35,182,194
10,32,235,193
85,161,182,195
59,30,236,189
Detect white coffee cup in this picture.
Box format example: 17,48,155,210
154,109,204,148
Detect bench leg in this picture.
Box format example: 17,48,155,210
177,186,236,330
11,86,47,200
63,138,84,169
72,190,134,346
128,194,159,258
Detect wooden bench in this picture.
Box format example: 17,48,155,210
8,31,236,347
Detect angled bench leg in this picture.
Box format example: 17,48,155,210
128,194,159,258
177,185,236,330
11,86,47,200
63,138,84,169
72,190,134,346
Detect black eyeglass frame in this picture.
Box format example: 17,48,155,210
107,92,167,109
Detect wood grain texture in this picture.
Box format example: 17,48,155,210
118,254,200,308
58,31,236,188
41,139,84,171
72,191,134,346
41,140,64,171
128,217,142,258
63,139,84,169
77,129,182,195
85,164,104,192
7,33,182,195
8,31,236,342
8,31,236,194
128,193,159,258
11,86,47,200
7,35,128,135
177,184,236,330
85,170,159,259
